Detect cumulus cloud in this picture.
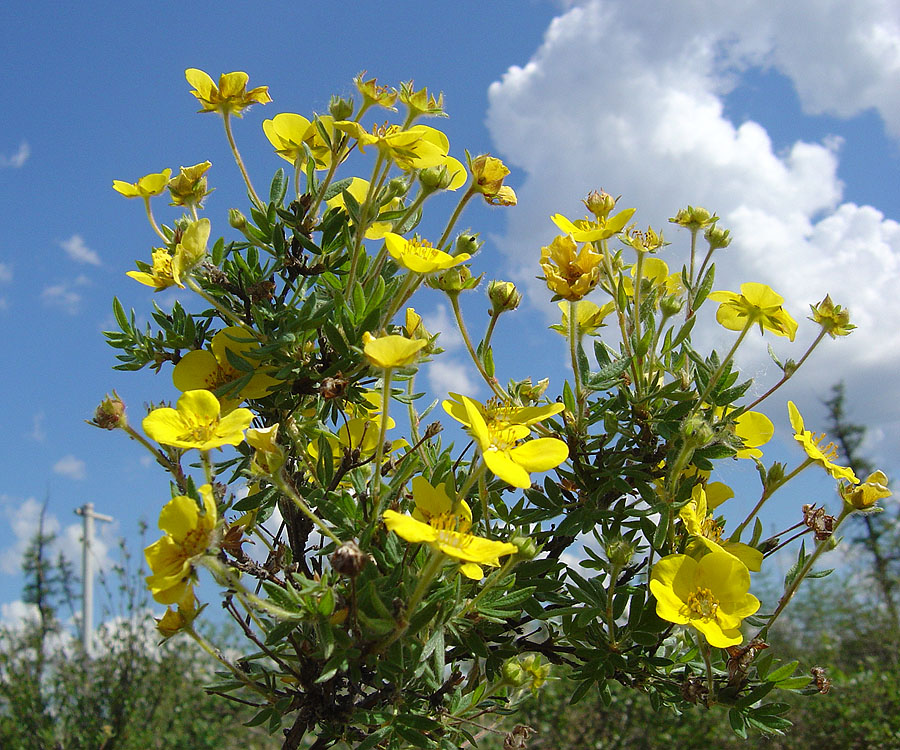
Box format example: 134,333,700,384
420,303,480,397
487,0,900,456
60,234,101,266
29,412,46,442
0,141,29,169
53,455,87,481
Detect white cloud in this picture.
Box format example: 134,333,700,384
0,263,11,283
422,303,464,351
0,600,40,631
426,358,479,399
41,283,82,314
0,496,114,576
0,141,29,169
59,234,101,266
487,0,900,452
53,455,86,481
29,412,46,442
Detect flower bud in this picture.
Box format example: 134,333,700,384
245,424,285,475
419,164,455,192
89,391,127,430
669,205,717,231
454,232,483,257
426,265,482,294
704,224,731,250
809,295,855,338
328,94,354,121
385,177,410,201
514,377,550,405
330,541,369,577
229,208,248,231
510,534,538,560
487,280,522,315
682,415,714,446
660,294,684,317
583,189,617,219
605,537,636,568
501,659,529,687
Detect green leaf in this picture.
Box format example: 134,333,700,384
764,660,799,682
269,168,287,206
693,263,715,309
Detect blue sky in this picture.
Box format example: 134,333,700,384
2,0,899,626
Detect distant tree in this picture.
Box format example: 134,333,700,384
0,519,271,750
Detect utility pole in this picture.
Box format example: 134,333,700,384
74,503,113,655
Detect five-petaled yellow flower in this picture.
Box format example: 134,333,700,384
143,390,253,451
362,331,427,369
263,113,335,170
449,395,568,489
708,283,798,341
679,483,762,571
384,232,471,273
126,248,178,291
334,121,449,170
650,550,760,648
787,401,858,482
173,326,279,411
185,68,271,116
112,169,172,199
539,234,604,301
126,219,210,290
551,207,635,243
145,485,218,604
326,178,398,240
383,476,518,579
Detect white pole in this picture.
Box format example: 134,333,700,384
74,503,113,655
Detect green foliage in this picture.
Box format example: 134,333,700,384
97,68,879,748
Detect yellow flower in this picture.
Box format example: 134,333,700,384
262,113,335,170
650,550,760,648
334,121,449,170
112,169,172,199
550,206,635,243
185,68,271,117
326,177,398,239
126,248,177,291
732,410,774,460
362,331,427,369
841,470,891,512
156,588,198,638
145,485,218,604
553,299,615,337
680,484,762,571
707,283,798,341
470,155,517,205
383,476,518,579
173,326,279,411
143,390,253,451
787,401,858,482
245,423,285,475
384,232,471,273
167,161,212,207
171,218,211,287
539,234,604,301
354,72,398,110
442,393,564,430
451,395,568,489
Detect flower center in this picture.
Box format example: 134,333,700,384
430,513,471,548
182,415,219,444
180,526,210,558
408,239,439,259
685,587,719,621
